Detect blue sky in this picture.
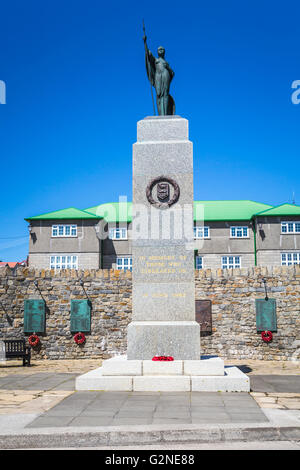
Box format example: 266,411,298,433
0,0,299,261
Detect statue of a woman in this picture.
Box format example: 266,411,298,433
143,34,175,116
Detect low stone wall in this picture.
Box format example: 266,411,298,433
196,266,300,361
0,268,132,360
0,265,299,361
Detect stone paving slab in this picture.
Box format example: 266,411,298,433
0,390,73,415
0,373,77,391
0,372,299,417
250,375,300,393
251,392,300,410
0,359,102,377
25,391,268,428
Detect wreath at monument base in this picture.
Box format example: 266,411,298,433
261,330,273,343
74,332,86,345
152,356,174,361
28,333,40,347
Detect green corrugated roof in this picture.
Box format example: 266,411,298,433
255,203,300,217
85,202,133,223
25,207,102,221
86,200,273,222
194,200,273,221
26,200,300,223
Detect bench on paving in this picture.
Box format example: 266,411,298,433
3,339,31,366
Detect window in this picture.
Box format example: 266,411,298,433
195,256,203,269
222,256,241,269
52,224,77,237
50,255,78,270
230,226,248,238
116,257,132,271
281,252,300,266
109,228,127,240
281,222,300,234
194,226,210,239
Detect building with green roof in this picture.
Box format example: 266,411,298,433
25,200,300,270
255,203,300,217
25,207,102,221
254,203,300,267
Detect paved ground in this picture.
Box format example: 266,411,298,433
249,375,300,393
0,358,299,449
25,391,268,428
0,358,100,377
1,359,299,415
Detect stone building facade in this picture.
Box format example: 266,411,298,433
0,265,299,361
25,201,300,271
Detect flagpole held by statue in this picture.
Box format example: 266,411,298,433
142,21,175,116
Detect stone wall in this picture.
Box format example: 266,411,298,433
196,265,300,361
0,265,299,361
0,267,132,360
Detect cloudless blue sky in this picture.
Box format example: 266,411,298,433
0,0,299,261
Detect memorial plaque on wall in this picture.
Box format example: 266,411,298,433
24,299,45,334
70,299,91,333
255,299,277,332
195,300,212,336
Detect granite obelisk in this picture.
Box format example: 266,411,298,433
127,115,200,360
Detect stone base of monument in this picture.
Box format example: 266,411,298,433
75,355,250,392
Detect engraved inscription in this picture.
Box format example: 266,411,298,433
138,254,187,274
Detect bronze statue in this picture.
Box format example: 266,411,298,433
143,22,175,116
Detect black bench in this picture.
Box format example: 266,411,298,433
3,339,31,366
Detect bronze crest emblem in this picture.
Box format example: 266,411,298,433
146,176,180,209
157,182,170,202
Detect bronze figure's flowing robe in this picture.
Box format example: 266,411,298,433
145,45,175,116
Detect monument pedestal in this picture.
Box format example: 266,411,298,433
76,116,250,393
128,116,200,360
75,355,250,392
127,321,201,360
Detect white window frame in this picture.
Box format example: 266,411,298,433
194,226,210,239
222,256,241,269
116,257,132,271
230,226,249,238
109,227,128,240
50,255,78,270
195,256,203,269
281,252,300,266
52,224,77,237
281,221,300,234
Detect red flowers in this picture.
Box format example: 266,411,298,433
152,356,174,361
261,331,273,343
74,332,86,345
28,334,40,347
